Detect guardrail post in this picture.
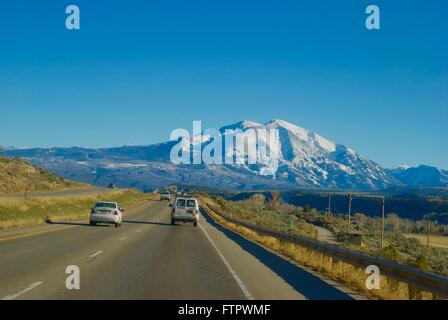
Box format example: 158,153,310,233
432,292,445,300
408,284,423,300
381,196,385,248
385,276,399,293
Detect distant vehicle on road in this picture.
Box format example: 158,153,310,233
160,190,171,201
108,183,117,189
90,201,123,227
171,197,199,227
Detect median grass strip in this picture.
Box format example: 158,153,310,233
200,197,440,300
0,189,155,230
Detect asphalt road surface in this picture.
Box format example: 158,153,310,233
0,200,360,300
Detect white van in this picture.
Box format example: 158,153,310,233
160,190,171,201
171,197,199,227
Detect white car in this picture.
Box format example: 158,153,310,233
171,197,199,227
90,201,123,227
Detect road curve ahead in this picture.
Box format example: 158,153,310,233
0,200,356,300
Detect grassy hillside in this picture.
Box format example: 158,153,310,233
0,156,85,194
229,191,448,223
200,194,317,239
0,156,158,229
404,233,448,249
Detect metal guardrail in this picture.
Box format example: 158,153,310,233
203,205,448,298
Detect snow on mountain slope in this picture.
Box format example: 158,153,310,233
219,119,399,189
5,119,402,190
387,165,448,187
264,119,336,158
219,120,262,133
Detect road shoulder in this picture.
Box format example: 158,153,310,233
200,210,368,300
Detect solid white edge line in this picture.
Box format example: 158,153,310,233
88,250,103,258
120,237,127,241
1,281,44,300
199,224,254,300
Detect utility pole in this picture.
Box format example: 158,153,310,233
427,219,430,249
348,192,352,233
381,196,385,248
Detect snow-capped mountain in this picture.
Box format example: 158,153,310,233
219,120,262,133
4,119,408,190
227,119,400,189
387,165,448,187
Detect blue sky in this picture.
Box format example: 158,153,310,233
0,0,447,169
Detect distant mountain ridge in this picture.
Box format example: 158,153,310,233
387,165,448,187
4,119,445,191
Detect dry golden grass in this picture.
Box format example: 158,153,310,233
200,196,441,300
0,189,154,230
403,233,448,249
0,156,87,194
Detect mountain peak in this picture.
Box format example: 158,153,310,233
219,120,261,132
240,120,261,127
265,119,297,128
396,163,411,170
263,119,336,154
264,119,308,135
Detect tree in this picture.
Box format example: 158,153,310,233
353,213,367,229
379,245,399,261
303,204,311,213
270,191,281,213
249,194,265,213
386,213,400,231
416,253,430,271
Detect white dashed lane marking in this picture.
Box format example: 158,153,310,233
1,281,44,300
88,250,103,259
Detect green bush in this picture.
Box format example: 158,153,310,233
379,245,399,261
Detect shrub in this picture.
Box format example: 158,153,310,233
379,245,399,261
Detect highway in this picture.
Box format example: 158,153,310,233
0,200,360,300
